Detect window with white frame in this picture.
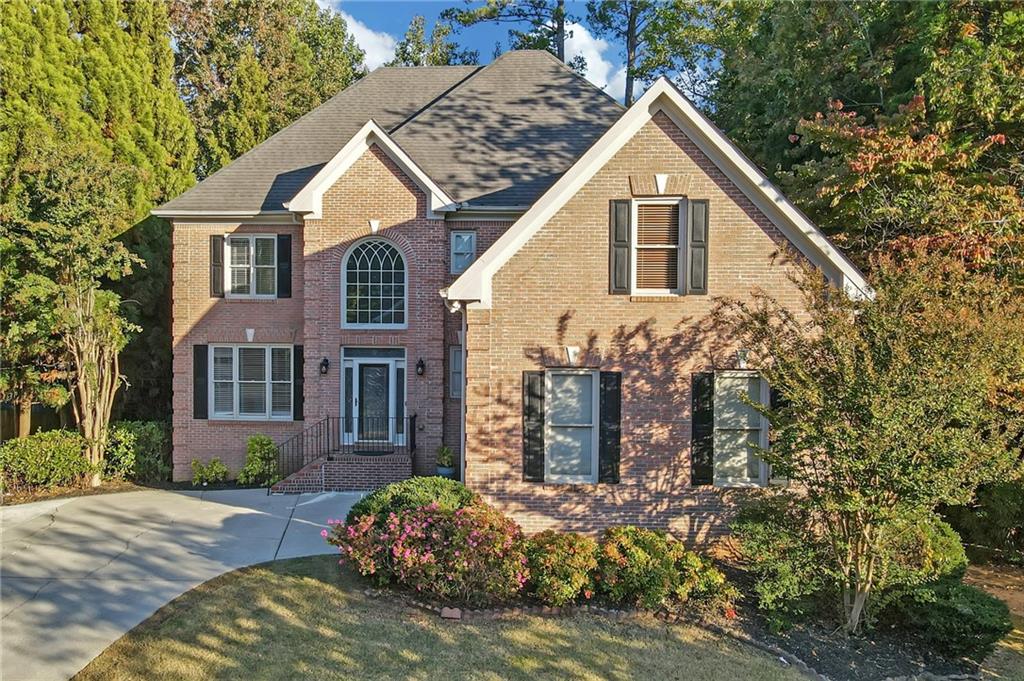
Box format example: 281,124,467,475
544,369,599,483
633,200,682,293
210,345,292,419
450,231,477,274
343,239,407,327
449,345,463,399
227,235,277,297
713,371,769,486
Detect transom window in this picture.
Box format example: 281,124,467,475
210,345,292,420
450,231,477,274
227,235,276,297
544,369,600,483
343,239,407,328
633,201,682,293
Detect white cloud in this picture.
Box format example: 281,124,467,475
564,22,628,102
337,10,396,70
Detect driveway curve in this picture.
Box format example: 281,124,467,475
0,489,358,681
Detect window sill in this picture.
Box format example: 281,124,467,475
341,325,409,331
209,416,294,423
629,295,685,303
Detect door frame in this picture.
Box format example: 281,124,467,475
340,348,407,446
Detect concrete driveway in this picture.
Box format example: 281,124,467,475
0,488,360,681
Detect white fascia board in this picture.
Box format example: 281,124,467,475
446,78,869,306
284,119,456,220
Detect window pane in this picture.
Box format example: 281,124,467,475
213,347,233,381
238,347,266,381
239,383,266,415
453,232,474,253
230,266,250,295
637,204,679,245
271,348,291,381
395,367,405,434
255,267,275,295
229,239,250,266
452,252,474,273
271,383,291,416
548,426,592,477
635,248,678,289
549,373,593,425
254,238,275,266
715,376,761,429
714,430,760,480
213,382,234,414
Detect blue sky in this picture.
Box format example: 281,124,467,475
318,1,629,101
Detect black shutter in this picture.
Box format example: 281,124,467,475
522,371,545,482
686,200,709,295
609,200,631,294
599,371,621,483
210,236,224,297
293,345,304,421
691,372,714,485
277,234,292,298
193,345,208,419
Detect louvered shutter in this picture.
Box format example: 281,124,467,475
598,371,621,483
522,371,545,482
609,201,631,294
277,234,292,298
691,372,714,485
686,200,708,295
193,345,209,419
636,203,680,290
210,236,224,297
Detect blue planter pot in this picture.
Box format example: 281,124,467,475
436,466,455,479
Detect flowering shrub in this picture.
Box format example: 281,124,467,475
596,526,731,610
526,530,599,606
329,502,528,606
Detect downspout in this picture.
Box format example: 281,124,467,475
460,309,468,483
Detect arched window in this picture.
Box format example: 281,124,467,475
343,239,407,327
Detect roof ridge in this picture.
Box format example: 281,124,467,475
387,65,485,135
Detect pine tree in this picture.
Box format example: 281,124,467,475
388,15,479,67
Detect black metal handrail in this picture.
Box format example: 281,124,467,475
276,415,417,478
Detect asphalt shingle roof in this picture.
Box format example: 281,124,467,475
157,51,623,215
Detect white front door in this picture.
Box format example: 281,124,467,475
341,348,406,446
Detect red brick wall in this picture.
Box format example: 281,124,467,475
462,113,808,541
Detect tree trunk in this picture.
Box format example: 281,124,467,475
624,6,638,106
16,397,32,438
554,0,565,61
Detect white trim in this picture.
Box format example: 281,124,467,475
339,347,407,446
284,120,456,220
543,368,600,484
209,344,294,421
445,77,870,306
631,198,685,295
449,230,477,275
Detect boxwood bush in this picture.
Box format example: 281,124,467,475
237,435,280,487
0,430,93,492
105,421,171,483
526,530,599,606
346,476,479,525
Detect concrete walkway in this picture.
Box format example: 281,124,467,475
0,488,360,681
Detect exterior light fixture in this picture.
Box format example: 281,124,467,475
319,357,330,375
736,348,749,369
416,358,426,376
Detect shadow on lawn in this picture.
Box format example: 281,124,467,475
73,556,801,681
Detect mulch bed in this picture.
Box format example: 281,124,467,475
1,479,268,506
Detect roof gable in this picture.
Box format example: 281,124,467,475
446,78,869,306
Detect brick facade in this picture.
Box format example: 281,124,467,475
461,113,808,541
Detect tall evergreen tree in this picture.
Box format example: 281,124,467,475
387,16,479,67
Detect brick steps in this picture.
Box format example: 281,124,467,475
271,458,325,494
271,453,413,494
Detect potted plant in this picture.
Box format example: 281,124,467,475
436,445,455,479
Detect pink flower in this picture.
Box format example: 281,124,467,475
320,529,329,538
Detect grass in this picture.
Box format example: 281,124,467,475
74,555,807,681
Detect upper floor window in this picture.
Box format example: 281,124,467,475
450,230,477,274
634,201,681,293
343,238,407,328
228,235,277,297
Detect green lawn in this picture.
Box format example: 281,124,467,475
74,556,807,681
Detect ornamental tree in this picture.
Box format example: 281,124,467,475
717,255,1024,632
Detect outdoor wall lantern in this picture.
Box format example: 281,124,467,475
416,358,426,376
319,357,330,375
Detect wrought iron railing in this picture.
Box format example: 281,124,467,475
276,415,417,478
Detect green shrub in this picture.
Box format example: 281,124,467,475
526,530,599,606
330,502,529,606
944,481,1024,564
105,421,171,483
0,430,93,492
873,515,968,614
237,435,280,487
191,458,228,486
346,476,479,525
885,580,1012,661
732,496,830,629
596,526,731,610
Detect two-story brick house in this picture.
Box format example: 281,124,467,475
156,51,866,539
